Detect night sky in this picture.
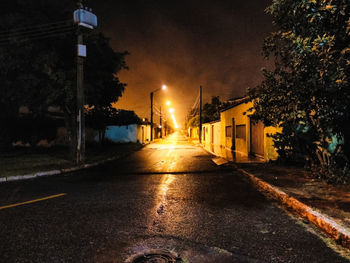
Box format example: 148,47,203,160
90,0,273,126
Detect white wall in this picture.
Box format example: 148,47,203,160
202,121,221,156
137,124,151,144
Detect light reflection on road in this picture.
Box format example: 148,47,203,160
158,174,175,213
148,173,176,233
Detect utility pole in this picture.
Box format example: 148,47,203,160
150,92,154,141
160,106,162,138
73,1,98,164
76,31,85,164
199,85,203,143
164,120,167,137
150,85,166,141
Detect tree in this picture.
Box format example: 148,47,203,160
0,0,64,150
45,31,128,157
86,106,141,144
0,0,128,157
202,96,222,123
248,0,350,182
186,96,233,129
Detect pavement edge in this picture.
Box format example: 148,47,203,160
237,167,350,250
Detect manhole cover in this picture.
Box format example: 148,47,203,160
130,249,181,263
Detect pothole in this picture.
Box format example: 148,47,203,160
129,249,182,263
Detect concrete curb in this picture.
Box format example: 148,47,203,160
1,152,137,184
237,167,350,250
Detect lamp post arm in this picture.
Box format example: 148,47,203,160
152,87,161,93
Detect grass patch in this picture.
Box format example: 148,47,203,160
0,143,143,178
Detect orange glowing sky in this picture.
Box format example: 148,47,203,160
90,0,273,127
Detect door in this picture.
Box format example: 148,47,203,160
250,119,264,156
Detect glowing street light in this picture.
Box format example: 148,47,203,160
166,100,171,106
169,108,174,114
162,84,167,90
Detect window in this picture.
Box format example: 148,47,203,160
236,125,246,140
225,126,232,137
203,127,206,140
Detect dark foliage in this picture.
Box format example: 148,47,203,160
249,0,350,183
0,0,128,156
86,106,141,144
187,96,235,128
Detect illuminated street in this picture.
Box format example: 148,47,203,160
0,132,348,262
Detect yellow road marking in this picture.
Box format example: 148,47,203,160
0,193,67,210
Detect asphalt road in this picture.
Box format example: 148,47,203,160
0,132,349,262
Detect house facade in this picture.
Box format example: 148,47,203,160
200,97,280,162
202,120,221,155
188,126,199,140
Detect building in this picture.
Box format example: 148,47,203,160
202,120,221,154
96,123,151,144
188,126,199,140
200,97,280,162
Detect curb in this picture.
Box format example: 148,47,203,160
1,152,137,184
237,167,350,250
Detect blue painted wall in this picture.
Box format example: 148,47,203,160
95,124,138,143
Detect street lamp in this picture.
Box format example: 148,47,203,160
169,108,174,114
150,85,167,141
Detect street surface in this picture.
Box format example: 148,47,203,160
0,132,349,262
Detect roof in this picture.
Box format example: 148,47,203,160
202,119,221,125
220,96,251,112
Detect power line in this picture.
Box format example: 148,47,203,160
0,25,73,39
0,26,73,40
153,104,160,110
0,28,74,45
191,90,200,111
0,20,72,36
0,20,74,45
153,112,168,122
187,90,200,118
153,105,162,115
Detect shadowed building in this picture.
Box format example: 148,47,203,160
200,97,280,163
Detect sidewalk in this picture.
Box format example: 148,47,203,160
0,143,143,183
236,163,350,249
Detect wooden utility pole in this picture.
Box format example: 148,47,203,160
160,106,162,138
76,32,85,164
73,2,97,164
199,85,202,143
150,92,154,141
